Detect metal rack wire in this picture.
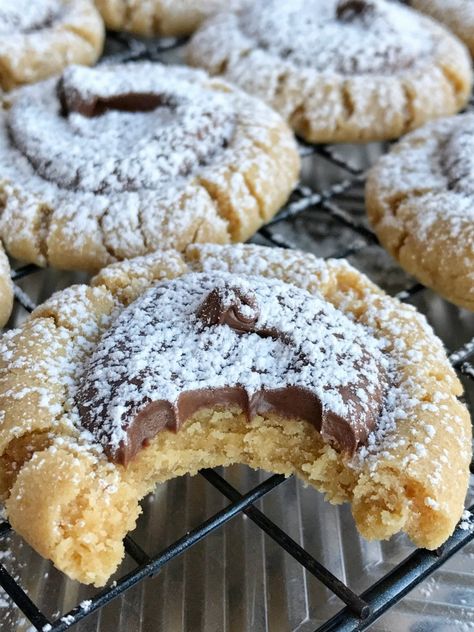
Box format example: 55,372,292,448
0,32,473,632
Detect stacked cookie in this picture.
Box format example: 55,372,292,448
0,0,472,589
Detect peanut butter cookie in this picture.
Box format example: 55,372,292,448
0,62,299,272
0,244,469,586
0,0,104,91
366,113,474,311
187,0,472,143
412,0,474,57
96,0,243,37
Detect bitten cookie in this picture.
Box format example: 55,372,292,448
0,242,13,327
0,0,104,91
0,63,299,272
187,0,472,143
366,113,474,311
412,1,474,57
0,244,470,586
96,0,243,37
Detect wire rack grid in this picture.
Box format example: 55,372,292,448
0,33,473,632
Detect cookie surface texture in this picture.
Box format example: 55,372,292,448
187,0,472,143
367,112,474,310
0,244,470,586
0,63,299,272
0,242,12,327
96,0,243,37
0,0,104,91
412,0,474,57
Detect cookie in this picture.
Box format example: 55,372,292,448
0,62,299,272
0,244,470,586
187,0,473,143
366,113,474,311
96,0,243,38
0,0,104,91
0,242,13,327
412,1,474,57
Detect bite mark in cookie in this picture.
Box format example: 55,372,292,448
0,244,470,586
76,273,388,464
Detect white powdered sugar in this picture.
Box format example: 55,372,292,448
442,124,474,197
8,64,235,194
75,272,389,454
459,510,474,532
0,0,60,35
414,0,474,23
0,61,295,265
237,0,433,75
372,113,474,245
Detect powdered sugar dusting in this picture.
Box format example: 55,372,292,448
238,0,433,74
75,272,389,455
9,64,235,194
184,244,469,480
459,510,474,532
370,113,474,244
0,61,298,267
0,0,60,35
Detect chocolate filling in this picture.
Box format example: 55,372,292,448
8,65,236,195
57,77,177,118
237,0,433,76
76,276,388,466
336,0,375,22
101,384,367,466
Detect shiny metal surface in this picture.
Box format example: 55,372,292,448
0,35,473,632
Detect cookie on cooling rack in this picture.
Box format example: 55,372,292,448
0,242,13,327
411,1,474,57
96,0,243,37
0,243,470,586
0,62,299,272
187,0,472,143
0,0,104,91
366,112,474,311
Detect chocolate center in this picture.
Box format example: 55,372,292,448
7,64,236,194
197,285,260,333
336,0,375,22
57,77,178,118
238,0,434,75
75,273,389,466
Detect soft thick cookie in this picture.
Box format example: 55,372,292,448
0,63,299,272
412,1,474,57
96,0,243,37
366,113,474,311
0,244,470,586
187,0,472,143
0,242,13,327
0,0,104,91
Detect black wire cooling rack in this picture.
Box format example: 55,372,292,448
1,33,474,632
